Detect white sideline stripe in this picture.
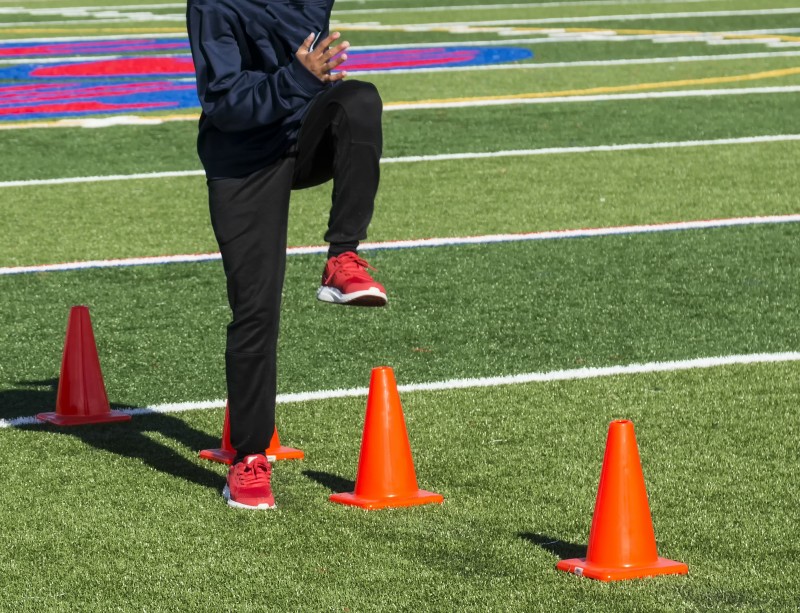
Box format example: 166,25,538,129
351,31,800,51
2,214,799,276
358,8,800,28
0,0,730,15
3,352,799,429
383,86,800,111
0,169,205,188
333,0,725,15
3,134,800,189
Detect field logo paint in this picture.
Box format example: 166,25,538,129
0,37,189,58
0,45,532,121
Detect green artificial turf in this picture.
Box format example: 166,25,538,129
2,140,799,266
2,1,800,610
4,91,799,183
0,363,798,610
1,222,797,412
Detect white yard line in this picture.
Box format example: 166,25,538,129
2,214,799,276
354,30,800,50
0,0,739,18
3,351,798,428
3,134,799,189
340,8,800,29
334,0,728,3
333,0,730,15
0,169,205,188
382,86,800,110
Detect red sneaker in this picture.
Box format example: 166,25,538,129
222,454,276,510
317,252,387,306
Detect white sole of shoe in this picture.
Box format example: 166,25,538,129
222,485,277,510
316,285,387,306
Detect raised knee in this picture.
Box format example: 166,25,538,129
337,80,383,121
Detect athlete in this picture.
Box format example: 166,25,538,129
187,0,386,509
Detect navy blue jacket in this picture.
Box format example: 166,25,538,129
187,0,335,178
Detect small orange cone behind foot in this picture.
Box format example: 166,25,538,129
266,427,305,461
198,403,236,464
330,366,443,510
36,306,131,426
556,419,687,581
200,403,304,464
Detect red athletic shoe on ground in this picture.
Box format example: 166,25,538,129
223,454,276,510
317,251,387,306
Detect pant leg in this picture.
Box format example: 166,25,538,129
292,80,383,257
208,159,293,462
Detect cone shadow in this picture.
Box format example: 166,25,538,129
0,378,60,420
7,379,223,490
303,470,355,494
518,532,588,560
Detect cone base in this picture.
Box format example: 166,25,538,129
200,446,304,465
329,489,443,510
266,446,304,462
556,556,688,581
36,411,131,426
198,448,236,464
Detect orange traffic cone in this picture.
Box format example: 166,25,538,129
556,419,688,581
198,403,235,464
37,306,131,426
266,425,305,462
330,366,443,510
199,403,304,464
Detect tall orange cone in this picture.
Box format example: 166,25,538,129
199,403,304,464
37,306,131,426
556,419,688,581
330,366,443,510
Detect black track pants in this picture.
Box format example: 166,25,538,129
207,80,383,462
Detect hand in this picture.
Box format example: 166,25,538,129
295,31,349,83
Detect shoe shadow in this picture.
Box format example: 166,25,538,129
518,532,587,560
7,379,223,490
303,469,354,494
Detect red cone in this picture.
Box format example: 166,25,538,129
37,306,130,426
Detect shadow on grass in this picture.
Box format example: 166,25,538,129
6,379,223,490
303,469,354,494
518,532,587,560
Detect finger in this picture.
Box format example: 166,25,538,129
326,53,348,72
323,41,349,60
296,32,315,55
315,31,340,53
328,69,347,82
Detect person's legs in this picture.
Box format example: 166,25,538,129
292,80,387,306
208,158,294,465
292,79,383,257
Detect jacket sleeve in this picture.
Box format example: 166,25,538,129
188,3,327,132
